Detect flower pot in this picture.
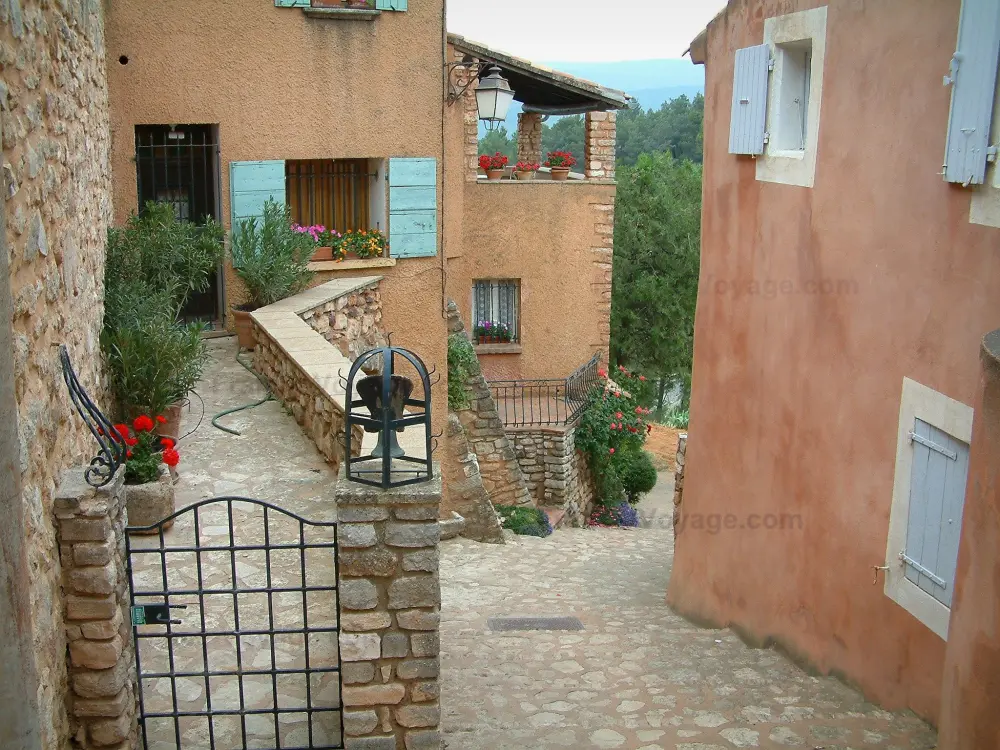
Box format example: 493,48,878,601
125,468,176,533
550,167,570,181
157,402,184,442
485,169,505,181
232,308,256,350
478,335,486,344
311,246,335,262
514,170,535,181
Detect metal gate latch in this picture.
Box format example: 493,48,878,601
131,604,188,626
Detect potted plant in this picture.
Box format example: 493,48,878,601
113,415,181,532
342,229,388,260
497,322,513,343
293,223,344,262
479,152,509,181
544,150,577,181
514,161,539,181
230,200,315,349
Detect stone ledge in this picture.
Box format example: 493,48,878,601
302,7,381,20
337,466,442,506
309,258,397,272
474,343,522,355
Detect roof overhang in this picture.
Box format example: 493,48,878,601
448,33,631,112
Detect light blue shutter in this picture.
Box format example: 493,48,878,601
275,0,310,6
903,419,970,608
729,44,770,155
229,160,286,234
375,0,407,10
389,158,437,258
943,0,1000,185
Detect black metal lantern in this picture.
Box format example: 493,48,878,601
344,346,434,488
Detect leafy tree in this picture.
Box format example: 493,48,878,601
617,94,704,166
478,126,516,162
541,115,585,161
611,153,702,409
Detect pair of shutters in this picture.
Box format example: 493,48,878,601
903,419,970,608
275,1,407,9
229,158,437,258
727,0,1000,184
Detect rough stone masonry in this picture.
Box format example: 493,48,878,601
336,467,444,750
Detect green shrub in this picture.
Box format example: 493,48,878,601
447,334,478,411
663,407,689,429
617,448,658,503
494,505,553,537
230,199,315,310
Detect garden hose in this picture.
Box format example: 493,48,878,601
210,348,274,436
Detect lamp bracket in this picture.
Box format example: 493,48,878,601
445,59,488,105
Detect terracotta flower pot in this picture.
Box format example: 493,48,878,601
156,402,184,442
514,170,535,181
232,308,256,350
550,167,570,181
485,169,505,181
311,246,335,262
125,468,176,533
478,335,487,344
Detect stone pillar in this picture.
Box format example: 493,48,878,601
590,195,615,362
517,112,543,165
457,52,481,181
584,111,617,179
938,329,1000,749
672,433,687,535
336,469,443,750
53,469,137,750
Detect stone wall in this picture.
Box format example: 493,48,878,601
336,469,443,750
672,432,687,535
299,280,386,362
517,112,542,165
445,301,532,508
2,1,112,746
584,111,616,179
54,468,137,750
441,413,504,543
510,425,596,527
590,194,615,364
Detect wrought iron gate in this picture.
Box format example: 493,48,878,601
126,497,344,750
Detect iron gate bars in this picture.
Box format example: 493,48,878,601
59,344,125,488
489,352,602,428
126,497,344,750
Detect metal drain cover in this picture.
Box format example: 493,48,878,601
487,616,584,632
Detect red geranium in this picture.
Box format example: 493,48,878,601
162,448,180,468
544,150,577,169
479,152,508,170
155,415,167,424
133,415,155,433
161,438,175,450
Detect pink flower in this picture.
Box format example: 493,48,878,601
597,369,607,378
609,448,615,455
616,412,623,419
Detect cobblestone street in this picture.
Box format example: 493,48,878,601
439,526,937,749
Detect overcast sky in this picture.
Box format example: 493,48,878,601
447,0,728,61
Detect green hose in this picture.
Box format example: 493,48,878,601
211,349,274,436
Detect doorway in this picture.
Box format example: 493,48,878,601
135,124,224,326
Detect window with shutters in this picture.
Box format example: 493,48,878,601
773,41,812,152
884,377,974,640
472,280,520,344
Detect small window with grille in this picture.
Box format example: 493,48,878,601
472,279,520,344
286,159,375,232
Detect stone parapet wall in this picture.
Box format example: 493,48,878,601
590,194,615,363
517,112,543,165
53,468,137,750
2,2,113,745
584,111,617,179
510,425,596,527
336,470,443,750
441,413,504,542
299,280,386,362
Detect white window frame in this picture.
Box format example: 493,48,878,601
969,70,1000,227
471,279,520,342
884,377,974,640
756,6,827,188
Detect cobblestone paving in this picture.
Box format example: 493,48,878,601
439,528,937,749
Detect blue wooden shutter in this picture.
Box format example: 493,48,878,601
903,419,970,607
389,158,437,258
375,0,407,10
943,0,1000,185
729,44,770,155
275,0,310,6
229,160,286,235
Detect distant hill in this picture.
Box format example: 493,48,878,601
478,58,704,136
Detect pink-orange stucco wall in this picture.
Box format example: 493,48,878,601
938,330,1000,748
105,0,448,430
668,0,1000,724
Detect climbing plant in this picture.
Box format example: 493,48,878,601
447,333,478,411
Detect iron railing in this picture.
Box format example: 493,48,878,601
489,353,602,427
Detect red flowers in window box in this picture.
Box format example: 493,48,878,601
544,151,577,169
479,152,508,181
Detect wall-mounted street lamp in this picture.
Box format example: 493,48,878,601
446,60,515,132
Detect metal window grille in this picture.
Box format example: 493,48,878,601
286,159,375,232
472,279,519,342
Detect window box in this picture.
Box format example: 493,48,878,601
474,343,522,355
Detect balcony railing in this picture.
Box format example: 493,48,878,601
488,353,602,427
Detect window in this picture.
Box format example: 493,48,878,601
773,41,811,152
286,159,373,232
884,377,973,640
472,280,520,343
